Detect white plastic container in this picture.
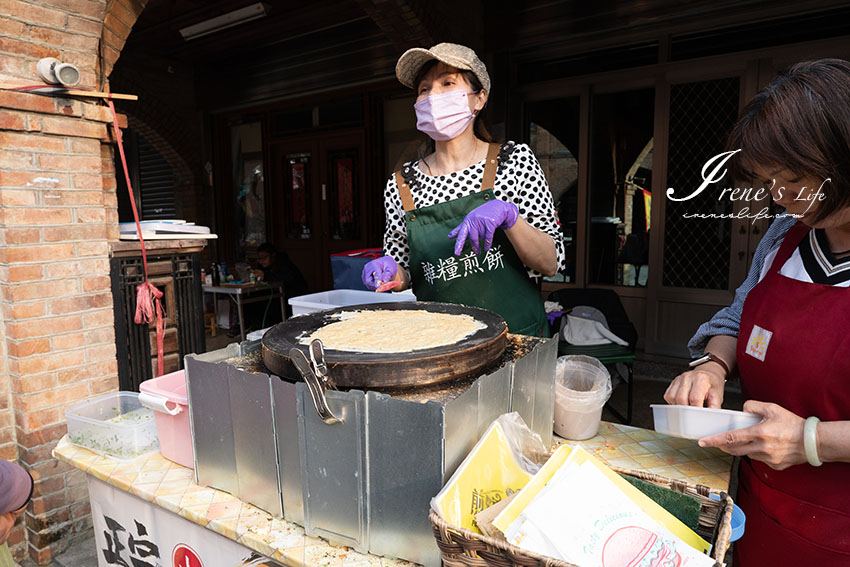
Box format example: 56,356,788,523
651,404,762,440
66,392,159,459
139,370,193,469
553,355,612,440
288,289,417,315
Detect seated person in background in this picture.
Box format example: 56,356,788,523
1,460,33,544
229,243,309,336
253,243,309,300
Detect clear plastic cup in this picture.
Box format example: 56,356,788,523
553,355,612,440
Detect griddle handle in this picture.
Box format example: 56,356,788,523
289,348,343,425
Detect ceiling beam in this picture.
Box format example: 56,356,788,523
354,0,443,51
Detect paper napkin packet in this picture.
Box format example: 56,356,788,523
431,414,717,567
494,445,716,567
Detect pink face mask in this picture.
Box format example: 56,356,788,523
414,90,478,141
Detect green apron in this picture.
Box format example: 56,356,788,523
395,143,548,336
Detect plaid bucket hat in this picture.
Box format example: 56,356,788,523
395,43,491,93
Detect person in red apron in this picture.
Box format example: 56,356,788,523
360,43,564,336
664,59,850,564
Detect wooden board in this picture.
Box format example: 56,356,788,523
262,302,507,389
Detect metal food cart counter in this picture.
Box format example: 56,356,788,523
52,422,732,567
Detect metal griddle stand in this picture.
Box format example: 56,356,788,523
185,333,557,567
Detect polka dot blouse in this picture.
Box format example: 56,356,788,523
383,141,565,279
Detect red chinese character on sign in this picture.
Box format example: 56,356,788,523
172,544,203,567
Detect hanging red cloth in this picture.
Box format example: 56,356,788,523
108,98,165,377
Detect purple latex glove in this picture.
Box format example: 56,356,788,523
361,256,399,291
546,309,565,326
448,199,519,255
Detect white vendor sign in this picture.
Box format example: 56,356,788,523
88,477,282,567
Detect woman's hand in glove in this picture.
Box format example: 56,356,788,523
361,256,399,291
448,199,519,256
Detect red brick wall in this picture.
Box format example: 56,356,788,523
0,1,105,89
0,89,125,564
0,0,147,563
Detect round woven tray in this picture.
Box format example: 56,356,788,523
429,465,734,567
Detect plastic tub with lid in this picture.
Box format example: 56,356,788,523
66,392,158,459
139,370,193,469
288,289,416,315
554,355,612,440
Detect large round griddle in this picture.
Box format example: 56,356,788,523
262,301,507,389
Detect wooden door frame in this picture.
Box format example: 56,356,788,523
317,129,370,256
269,127,369,290
520,85,588,289
643,60,752,357
211,113,269,264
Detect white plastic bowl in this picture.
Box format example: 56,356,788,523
651,404,762,440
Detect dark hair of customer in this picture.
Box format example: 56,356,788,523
726,58,850,224
257,242,277,256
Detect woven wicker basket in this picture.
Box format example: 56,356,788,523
429,465,734,567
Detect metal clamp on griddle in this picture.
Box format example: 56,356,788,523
289,342,343,425
309,339,336,391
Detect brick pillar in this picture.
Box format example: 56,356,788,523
0,0,148,562
0,89,125,564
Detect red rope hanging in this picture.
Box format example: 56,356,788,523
107,98,165,377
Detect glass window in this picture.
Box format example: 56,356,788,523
284,153,312,239
589,88,654,286
272,107,312,137
230,122,266,259
328,149,360,240
525,97,581,282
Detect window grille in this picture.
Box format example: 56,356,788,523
663,78,740,289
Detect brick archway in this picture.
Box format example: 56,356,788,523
101,0,150,86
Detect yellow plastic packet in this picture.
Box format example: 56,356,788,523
431,413,546,533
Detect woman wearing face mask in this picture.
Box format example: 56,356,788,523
361,43,564,336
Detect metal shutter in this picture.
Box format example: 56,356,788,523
138,134,178,219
